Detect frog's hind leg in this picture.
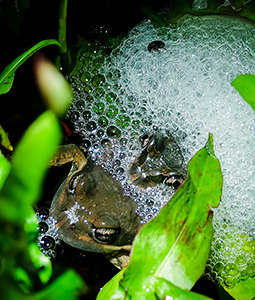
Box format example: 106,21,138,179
49,144,87,172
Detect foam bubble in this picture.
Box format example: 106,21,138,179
67,15,255,285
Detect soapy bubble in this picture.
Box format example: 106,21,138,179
67,15,255,285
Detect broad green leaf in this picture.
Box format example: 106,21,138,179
96,269,125,300
223,277,255,300
35,269,84,300
0,150,11,190
154,278,213,300
0,110,61,224
0,39,61,95
96,134,223,299
0,125,13,151
231,74,255,112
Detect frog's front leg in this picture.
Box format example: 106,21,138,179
49,144,87,173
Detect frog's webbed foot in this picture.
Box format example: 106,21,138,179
106,250,131,270
49,144,88,172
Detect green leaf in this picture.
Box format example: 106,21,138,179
231,74,255,112
96,269,125,300
96,134,223,299
35,269,84,300
154,278,213,300
0,110,61,224
0,124,13,151
0,39,61,95
0,150,11,190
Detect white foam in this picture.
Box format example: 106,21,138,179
68,15,255,285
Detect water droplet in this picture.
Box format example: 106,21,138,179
97,129,105,137
86,121,97,131
76,100,85,110
80,72,91,83
225,263,238,276
112,159,121,168
40,236,56,250
116,167,124,175
38,222,48,233
37,207,49,220
145,198,154,207
82,139,91,149
224,276,236,288
83,110,92,121
119,152,126,159
93,102,105,114
107,126,121,138
98,116,108,127
106,105,118,118
101,139,112,148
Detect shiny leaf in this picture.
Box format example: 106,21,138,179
0,39,61,95
154,278,213,300
232,74,255,112
0,110,61,224
96,269,125,300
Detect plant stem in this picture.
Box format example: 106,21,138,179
58,0,68,54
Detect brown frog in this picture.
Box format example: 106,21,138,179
129,133,186,189
47,144,142,269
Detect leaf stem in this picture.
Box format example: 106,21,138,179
58,0,68,54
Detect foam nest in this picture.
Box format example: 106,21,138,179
67,15,255,288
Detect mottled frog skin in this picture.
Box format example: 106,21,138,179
49,144,142,268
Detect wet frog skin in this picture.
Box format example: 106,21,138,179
48,144,142,268
129,132,186,190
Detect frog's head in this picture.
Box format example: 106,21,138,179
49,161,142,262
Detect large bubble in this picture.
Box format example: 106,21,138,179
67,15,255,286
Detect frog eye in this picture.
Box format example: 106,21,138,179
92,227,119,244
164,175,184,189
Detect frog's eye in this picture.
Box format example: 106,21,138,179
92,227,119,244
91,213,120,244
164,175,184,190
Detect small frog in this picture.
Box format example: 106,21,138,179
129,133,186,189
47,144,142,269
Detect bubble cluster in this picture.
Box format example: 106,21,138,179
67,15,255,286
37,207,60,258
